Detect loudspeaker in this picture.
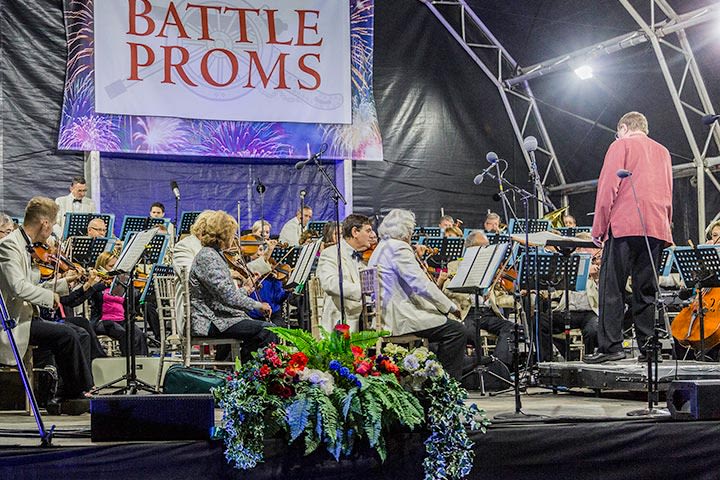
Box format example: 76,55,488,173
667,380,720,420
91,394,214,441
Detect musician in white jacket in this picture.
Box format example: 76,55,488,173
368,209,467,380
316,214,374,332
54,176,97,237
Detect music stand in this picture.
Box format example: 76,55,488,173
270,245,302,268
507,219,550,235
306,221,327,238
140,264,174,305
658,247,675,277
414,226,442,238
422,237,465,269
94,228,160,395
70,236,113,269
122,232,169,265
287,240,322,291
556,226,592,237
178,211,201,237
120,215,170,240
672,246,720,360
63,213,115,239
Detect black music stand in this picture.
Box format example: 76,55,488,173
178,211,201,237
556,226,592,237
70,236,112,269
306,221,328,238
507,219,550,235
63,213,114,238
0,290,54,446
414,226,442,238
657,247,675,277
140,264,175,305
122,232,169,265
271,245,302,268
517,251,589,361
672,246,720,361
447,244,513,394
94,228,160,395
422,237,465,269
120,215,169,240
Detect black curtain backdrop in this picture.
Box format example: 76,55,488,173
1,0,718,241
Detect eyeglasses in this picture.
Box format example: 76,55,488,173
89,226,107,233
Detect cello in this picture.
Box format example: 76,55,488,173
670,240,720,353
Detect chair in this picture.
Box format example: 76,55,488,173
153,274,183,390
359,267,428,353
307,275,325,340
553,328,585,360
179,268,242,368
479,329,498,357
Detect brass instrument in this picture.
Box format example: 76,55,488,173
542,206,570,229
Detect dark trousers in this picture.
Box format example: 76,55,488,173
29,318,93,398
598,234,663,354
208,319,278,363
540,310,598,361
464,308,514,366
65,316,107,360
94,320,148,356
415,319,468,381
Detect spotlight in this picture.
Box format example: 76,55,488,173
574,65,593,80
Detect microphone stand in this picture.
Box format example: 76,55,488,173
299,153,348,326
621,173,670,417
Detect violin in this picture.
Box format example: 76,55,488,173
27,242,82,281
361,242,377,263
236,234,267,257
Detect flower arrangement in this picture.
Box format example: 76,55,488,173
213,324,489,479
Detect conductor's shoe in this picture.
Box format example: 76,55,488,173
583,351,626,364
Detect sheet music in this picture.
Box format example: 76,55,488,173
115,227,160,273
447,244,507,292
511,230,589,247
287,240,322,286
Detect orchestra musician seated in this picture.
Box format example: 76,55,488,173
483,212,502,234
188,210,276,362
251,220,271,241
563,214,577,228
279,206,313,246
438,230,516,367
538,233,599,361
438,215,454,231
0,213,15,239
368,209,467,380
86,217,108,238
90,252,149,356
316,214,374,332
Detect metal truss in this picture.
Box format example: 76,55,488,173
507,1,720,236
419,0,566,213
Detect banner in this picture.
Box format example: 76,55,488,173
94,0,351,124
59,0,382,160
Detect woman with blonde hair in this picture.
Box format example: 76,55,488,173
189,210,275,361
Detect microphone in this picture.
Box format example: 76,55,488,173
702,114,720,125
299,189,307,199
523,136,538,152
486,151,499,164
616,169,632,178
295,143,328,170
473,164,496,185
256,178,266,194
170,181,180,200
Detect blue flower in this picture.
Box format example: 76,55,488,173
339,366,350,377
355,380,362,388
329,360,342,371
347,373,357,382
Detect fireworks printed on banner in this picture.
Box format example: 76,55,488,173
57,0,383,161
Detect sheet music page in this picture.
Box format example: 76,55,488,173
511,230,575,246
446,246,490,290
287,240,322,285
115,227,160,273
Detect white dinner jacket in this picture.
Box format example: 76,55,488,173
316,239,363,332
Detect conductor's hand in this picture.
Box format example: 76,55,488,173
592,236,604,248
259,302,272,317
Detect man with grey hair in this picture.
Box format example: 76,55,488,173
483,212,502,234
0,213,14,239
368,209,467,380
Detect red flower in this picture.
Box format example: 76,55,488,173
380,360,399,374
334,323,351,340
351,345,365,358
284,366,297,378
355,361,372,376
256,364,271,378
289,352,309,370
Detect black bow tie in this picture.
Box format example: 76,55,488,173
73,199,82,203
351,250,363,261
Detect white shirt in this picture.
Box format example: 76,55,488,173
278,217,303,246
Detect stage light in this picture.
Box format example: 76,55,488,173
574,65,594,80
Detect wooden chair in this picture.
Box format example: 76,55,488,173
179,268,242,368
359,267,428,353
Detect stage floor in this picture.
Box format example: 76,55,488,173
3,389,720,479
